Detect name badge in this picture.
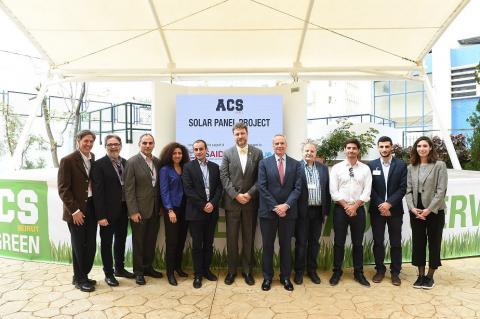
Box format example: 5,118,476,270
373,169,381,176
307,183,317,190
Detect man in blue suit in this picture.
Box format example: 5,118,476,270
258,134,302,291
368,136,407,286
294,141,331,285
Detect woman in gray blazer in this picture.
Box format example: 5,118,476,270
406,136,447,290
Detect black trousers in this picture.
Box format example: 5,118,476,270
370,211,403,275
99,202,129,276
295,206,323,273
130,213,160,275
68,198,97,283
189,215,218,277
225,206,257,275
410,194,444,269
164,205,188,274
333,204,366,274
260,216,295,280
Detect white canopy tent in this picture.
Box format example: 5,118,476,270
0,0,470,168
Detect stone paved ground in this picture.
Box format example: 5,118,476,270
0,257,479,319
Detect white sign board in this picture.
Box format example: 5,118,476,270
176,94,283,163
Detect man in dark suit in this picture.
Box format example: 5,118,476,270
258,134,302,291
368,136,407,286
92,134,135,287
220,123,263,286
124,133,163,285
57,130,97,292
294,141,331,285
182,139,223,289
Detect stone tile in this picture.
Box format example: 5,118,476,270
3,312,36,319
22,301,49,312
34,307,61,318
105,306,130,319
60,299,92,315
113,295,147,307
73,311,107,319
274,313,308,319
246,307,275,319
144,297,180,309
403,303,436,318
145,309,185,319
0,300,28,316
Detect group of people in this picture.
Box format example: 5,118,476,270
57,123,447,293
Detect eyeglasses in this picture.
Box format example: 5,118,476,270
349,167,354,178
106,143,121,148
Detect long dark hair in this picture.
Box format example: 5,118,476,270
159,142,190,167
410,136,438,166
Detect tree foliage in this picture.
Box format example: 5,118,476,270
465,62,480,170
315,120,379,164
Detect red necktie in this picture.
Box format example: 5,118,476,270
278,157,285,185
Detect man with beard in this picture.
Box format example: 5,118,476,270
124,133,163,285
368,136,407,286
220,123,263,286
329,138,372,287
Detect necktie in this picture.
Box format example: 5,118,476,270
278,157,285,185
114,160,123,182
239,147,247,155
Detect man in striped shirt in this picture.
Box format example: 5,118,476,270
294,142,331,285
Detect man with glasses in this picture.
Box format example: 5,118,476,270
92,134,135,287
329,138,372,287
182,140,223,289
124,133,163,285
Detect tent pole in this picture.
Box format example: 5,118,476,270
422,71,462,170
9,78,50,171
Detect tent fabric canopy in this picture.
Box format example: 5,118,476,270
0,0,470,79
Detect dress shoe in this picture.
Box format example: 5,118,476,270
372,272,385,283
261,279,272,291
224,273,236,285
193,276,202,289
354,273,371,287
307,271,321,284
204,269,218,281
281,278,294,291
75,281,95,292
72,277,96,286
115,268,135,279
144,268,163,278
105,275,119,287
175,269,188,277
135,275,146,285
391,274,401,286
242,273,255,286
329,272,342,286
294,272,303,285
167,273,178,286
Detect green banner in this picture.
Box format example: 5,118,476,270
0,180,50,260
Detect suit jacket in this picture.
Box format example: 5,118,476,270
368,157,407,216
220,144,263,211
57,150,95,223
124,153,161,219
182,159,223,221
92,155,126,222
406,160,448,214
257,155,302,220
298,160,331,219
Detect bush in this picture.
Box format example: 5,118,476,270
315,120,379,164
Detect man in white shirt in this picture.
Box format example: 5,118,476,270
329,138,372,287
